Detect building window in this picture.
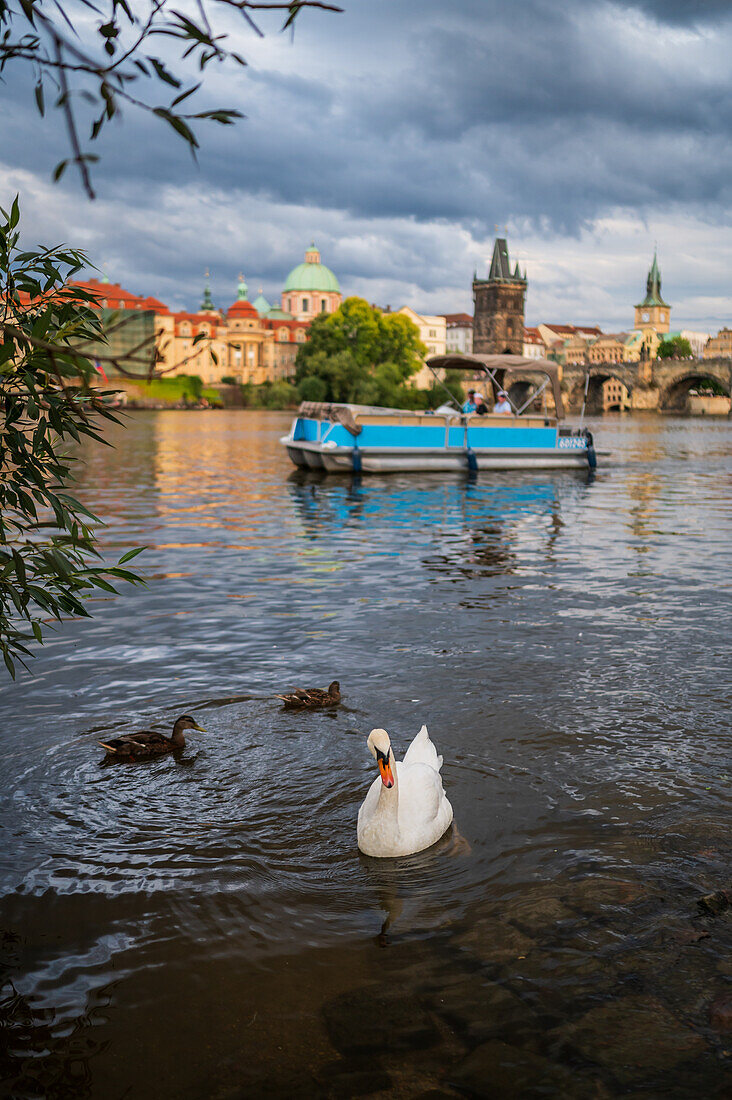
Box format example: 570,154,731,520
279,327,289,341
321,299,327,312
302,298,309,313
295,329,306,342
429,329,436,338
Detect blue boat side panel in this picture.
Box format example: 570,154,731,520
293,417,566,451
359,424,448,448
296,418,322,442
452,425,557,449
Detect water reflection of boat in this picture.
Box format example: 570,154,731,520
282,354,599,473
287,474,566,577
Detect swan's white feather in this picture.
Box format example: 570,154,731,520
402,724,443,771
357,725,453,858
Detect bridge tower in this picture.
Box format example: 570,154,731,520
472,238,527,355
634,251,671,352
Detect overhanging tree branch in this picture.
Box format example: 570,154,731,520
0,0,342,196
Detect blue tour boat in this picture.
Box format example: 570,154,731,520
281,353,598,473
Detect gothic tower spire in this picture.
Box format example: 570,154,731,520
473,238,527,355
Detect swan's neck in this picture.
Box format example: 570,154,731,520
378,749,399,824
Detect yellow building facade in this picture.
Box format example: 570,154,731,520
397,306,447,388
78,271,313,385
704,328,732,358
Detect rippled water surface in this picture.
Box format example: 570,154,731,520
1,410,730,1098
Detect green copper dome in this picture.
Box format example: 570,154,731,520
283,243,340,294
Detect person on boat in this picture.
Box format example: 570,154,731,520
474,393,489,415
494,390,512,415
462,389,477,414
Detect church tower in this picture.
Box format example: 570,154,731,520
634,251,670,335
472,238,527,355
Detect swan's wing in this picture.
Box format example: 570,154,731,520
397,761,445,828
402,724,443,772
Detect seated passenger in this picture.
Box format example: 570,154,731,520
462,389,477,414
474,393,489,415
493,390,512,415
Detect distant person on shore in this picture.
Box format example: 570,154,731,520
462,389,477,414
474,393,489,415
494,390,512,415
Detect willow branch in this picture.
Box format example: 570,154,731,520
54,34,96,200
1,322,220,382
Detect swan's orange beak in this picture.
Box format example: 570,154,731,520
378,757,394,788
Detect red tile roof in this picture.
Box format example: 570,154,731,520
226,299,259,319
541,323,603,336
443,312,473,326
138,296,170,314
523,327,543,342
171,310,224,336
73,278,147,310
263,317,310,341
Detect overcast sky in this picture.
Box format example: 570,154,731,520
1,0,731,330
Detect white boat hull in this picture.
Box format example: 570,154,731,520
284,440,593,473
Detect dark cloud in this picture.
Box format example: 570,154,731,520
0,0,730,324
619,0,732,25
3,0,731,231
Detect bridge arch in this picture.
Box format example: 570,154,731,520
660,369,730,411
583,369,634,414
502,371,557,413
505,378,534,409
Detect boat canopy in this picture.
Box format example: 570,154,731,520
426,353,566,420
297,401,363,434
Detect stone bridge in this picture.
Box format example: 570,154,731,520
504,357,732,414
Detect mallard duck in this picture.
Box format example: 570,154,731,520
276,680,341,709
97,714,206,760
357,725,453,857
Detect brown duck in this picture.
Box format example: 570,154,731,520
276,680,341,709
97,714,206,760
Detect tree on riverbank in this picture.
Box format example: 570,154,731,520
0,2,340,675
658,336,692,359
295,298,435,407
0,202,146,677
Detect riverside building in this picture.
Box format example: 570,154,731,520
71,244,343,385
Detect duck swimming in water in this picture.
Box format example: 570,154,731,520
97,715,206,760
276,680,341,709
357,725,453,857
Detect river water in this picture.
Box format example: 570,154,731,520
1,410,730,1098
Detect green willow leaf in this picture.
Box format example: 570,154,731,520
0,200,145,676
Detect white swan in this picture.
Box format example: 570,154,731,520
357,725,454,857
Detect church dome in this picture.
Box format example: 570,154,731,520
227,298,258,319
283,243,340,294
227,272,258,318
253,290,271,316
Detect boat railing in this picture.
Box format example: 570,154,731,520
296,400,559,432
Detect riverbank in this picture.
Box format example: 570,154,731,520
103,357,732,417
